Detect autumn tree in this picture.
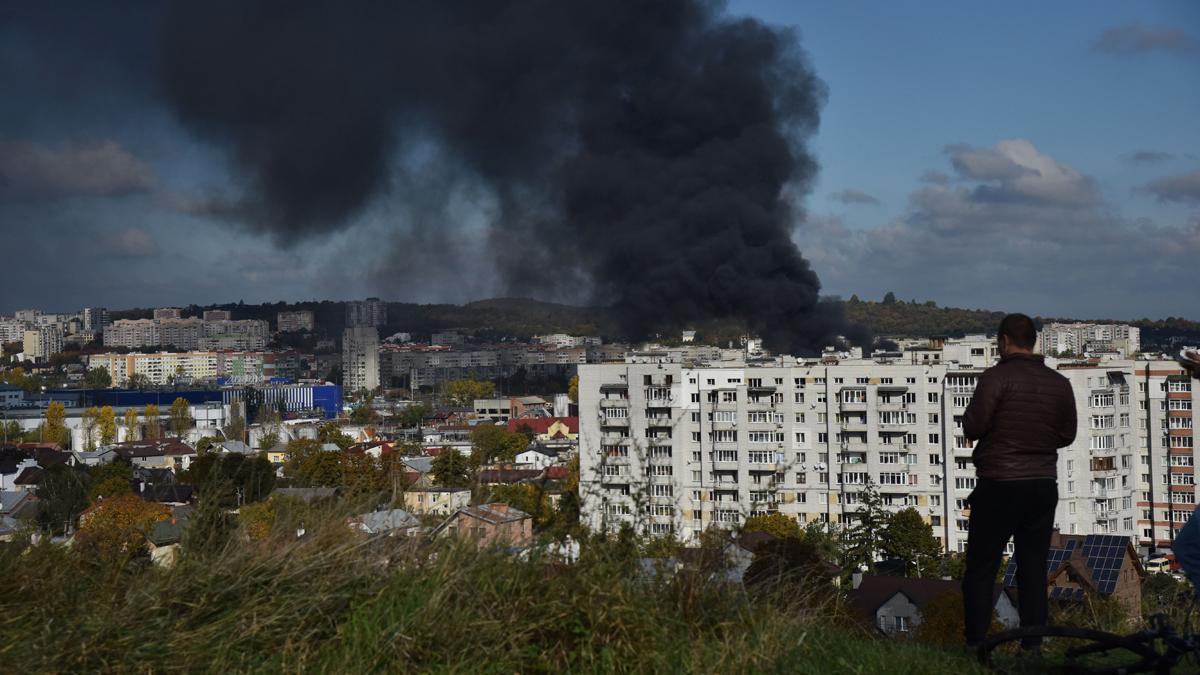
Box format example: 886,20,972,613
317,422,354,450
342,452,387,496
81,406,101,451
223,402,246,443
431,448,471,487
89,477,133,503
742,513,802,540
490,483,555,529
169,397,192,437
77,494,171,559
97,406,118,446
144,404,161,439
882,507,943,578
123,408,140,442
127,373,153,390
43,401,70,447
568,375,579,403
397,403,428,429
239,498,277,541
444,379,494,406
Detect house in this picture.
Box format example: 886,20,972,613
214,440,254,455
0,456,37,491
135,483,194,505
848,575,1019,637
0,489,37,519
1002,532,1145,615
432,503,533,548
111,439,197,472
264,441,288,465
12,466,46,489
402,486,471,515
514,445,560,470
350,508,421,537
147,517,187,567
72,447,121,466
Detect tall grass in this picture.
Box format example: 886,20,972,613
0,509,985,674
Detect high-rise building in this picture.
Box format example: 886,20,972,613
82,307,110,332
23,326,63,362
154,307,183,320
346,297,387,328
1039,323,1141,358
577,349,1197,556
343,325,380,393
277,310,315,333
203,309,232,321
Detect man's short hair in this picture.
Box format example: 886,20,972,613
999,313,1037,350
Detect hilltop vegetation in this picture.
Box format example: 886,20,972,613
110,295,1199,347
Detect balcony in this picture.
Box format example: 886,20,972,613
600,434,631,445
600,417,629,428
599,398,629,408
600,473,632,485
876,399,907,411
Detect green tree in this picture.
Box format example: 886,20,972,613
342,452,386,496
431,447,471,487
283,438,343,487
742,513,802,540
801,521,841,562
43,401,70,448
35,464,90,535
882,291,897,305
843,479,888,573
122,408,140,442
84,366,112,389
169,397,192,438
2,420,22,444
317,422,354,450
224,402,246,443
444,379,494,407
490,482,555,529
143,404,161,440
881,507,943,578
81,406,101,451
470,424,528,465
127,373,153,390
397,403,428,428
97,405,118,446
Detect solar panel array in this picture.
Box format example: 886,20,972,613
1000,535,1128,596
1079,534,1130,594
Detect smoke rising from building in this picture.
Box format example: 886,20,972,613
159,1,862,353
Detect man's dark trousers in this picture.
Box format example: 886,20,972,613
962,478,1058,645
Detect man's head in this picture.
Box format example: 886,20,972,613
998,313,1037,357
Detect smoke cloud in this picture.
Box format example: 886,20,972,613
157,0,858,354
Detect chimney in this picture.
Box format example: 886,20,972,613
852,571,864,590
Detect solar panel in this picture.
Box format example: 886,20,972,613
1001,534,1130,597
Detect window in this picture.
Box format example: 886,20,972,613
794,432,807,443
880,452,900,464
1090,435,1115,450
796,472,807,484
879,472,905,485
1168,399,1193,410
652,485,673,497
1091,415,1115,429
649,465,672,476
929,453,942,465
929,433,940,444
710,430,737,443
1091,393,1115,408
955,477,977,490
928,413,940,424
818,433,828,444
928,392,939,403
795,412,806,423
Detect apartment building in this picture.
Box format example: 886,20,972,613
104,317,268,350
202,309,232,321
82,307,110,332
346,298,387,328
22,326,63,361
343,325,380,393
578,351,1197,556
86,350,300,387
0,317,25,343
1040,323,1141,358
153,307,183,320
277,310,315,333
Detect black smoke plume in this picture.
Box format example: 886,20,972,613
158,0,861,354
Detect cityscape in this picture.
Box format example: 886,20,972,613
2,0,1199,672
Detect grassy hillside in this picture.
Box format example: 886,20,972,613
0,522,985,674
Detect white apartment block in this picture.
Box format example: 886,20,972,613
86,351,287,387
343,325,380,393
154,307,183,320
1040,323,1141,358
23,326,63,361
578,350,1197,556
534,334,603,349
277,310,315,333
0,317,26,343
346,298,387,328
203,309,232,321
104,318,268,350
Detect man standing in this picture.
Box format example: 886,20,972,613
961,313,1077,648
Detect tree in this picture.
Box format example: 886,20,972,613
283,438,343,487
2,420,21,444
743,537,837,601
77,494,171,559
397,403,428,429
89,476,133,503
123,408,140,442
843,479,888,573
81,406,101,451
444,379,494,407
742,513,802,540
342,452,387,496
317,422,354,450
35,464,90,535
431,447,471,487
42,401,70,448
84,366,112,389
259,431,281,452
223,402,246,443
490,483,555,529
97,406,118,446
127,373,153,390
881,507,943,578
169,397,192,438
882,291,897,305
914,591,1000,647
144,404,161,440
470,424,528,465
568,375,579,403
183,453,277,506
240,498,278,541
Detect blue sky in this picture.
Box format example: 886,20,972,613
0,1,1197,320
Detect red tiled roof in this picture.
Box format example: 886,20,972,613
506,417,579,435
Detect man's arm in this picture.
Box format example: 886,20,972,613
962,371,1001,441
1056,379,1078,447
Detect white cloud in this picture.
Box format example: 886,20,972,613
0,139,154,198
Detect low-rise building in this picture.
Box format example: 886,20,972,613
403,487,471,515
432,503,533,547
